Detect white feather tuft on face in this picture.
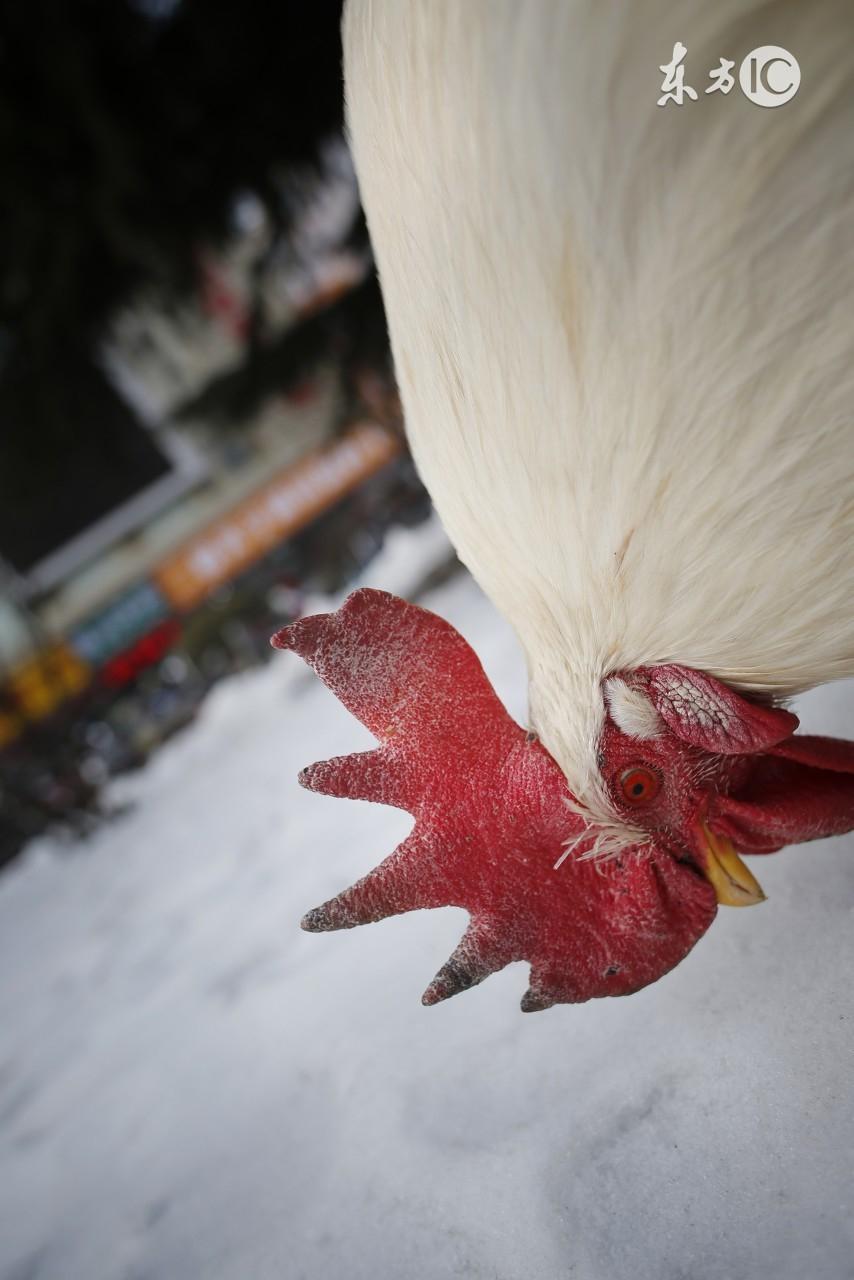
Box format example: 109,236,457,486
554,795,649,870
604,679,664,740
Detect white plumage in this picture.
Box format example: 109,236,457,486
343,0,854,826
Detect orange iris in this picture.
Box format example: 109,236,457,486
619,766,661,806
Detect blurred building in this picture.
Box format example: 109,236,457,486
0,180,423,856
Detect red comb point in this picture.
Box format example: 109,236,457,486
519,988,555,1014
420,918,514,1006
277,589,718,1011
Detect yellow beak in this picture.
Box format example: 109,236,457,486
698,821,766,907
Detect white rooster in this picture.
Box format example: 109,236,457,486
273,0,854,1010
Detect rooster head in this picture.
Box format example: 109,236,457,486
273,589,854,1011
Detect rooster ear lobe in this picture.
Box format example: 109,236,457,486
645,664,799,755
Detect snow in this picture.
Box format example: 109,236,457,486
2,516,853,1280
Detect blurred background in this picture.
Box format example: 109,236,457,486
0,0,444,867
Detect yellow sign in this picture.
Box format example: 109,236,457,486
155,422,400,611
0,644,90,747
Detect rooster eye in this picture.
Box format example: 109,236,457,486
618,766,661,806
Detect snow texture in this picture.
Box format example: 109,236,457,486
1,517,853,1280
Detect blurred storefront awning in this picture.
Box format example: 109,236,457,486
154,421,399,611
70,581,171,668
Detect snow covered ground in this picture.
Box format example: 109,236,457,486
2,517,853,1280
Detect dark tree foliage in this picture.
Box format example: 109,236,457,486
0,0,389,518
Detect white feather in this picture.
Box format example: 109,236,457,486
604,679,663,740
343,0,854,825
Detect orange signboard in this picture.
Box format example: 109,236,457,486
155,421,400,611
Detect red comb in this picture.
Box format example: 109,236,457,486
273,589,717,1011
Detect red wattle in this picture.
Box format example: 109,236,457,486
713,734,854,852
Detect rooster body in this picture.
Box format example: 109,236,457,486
343,0,854,833
273,1,854,1010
